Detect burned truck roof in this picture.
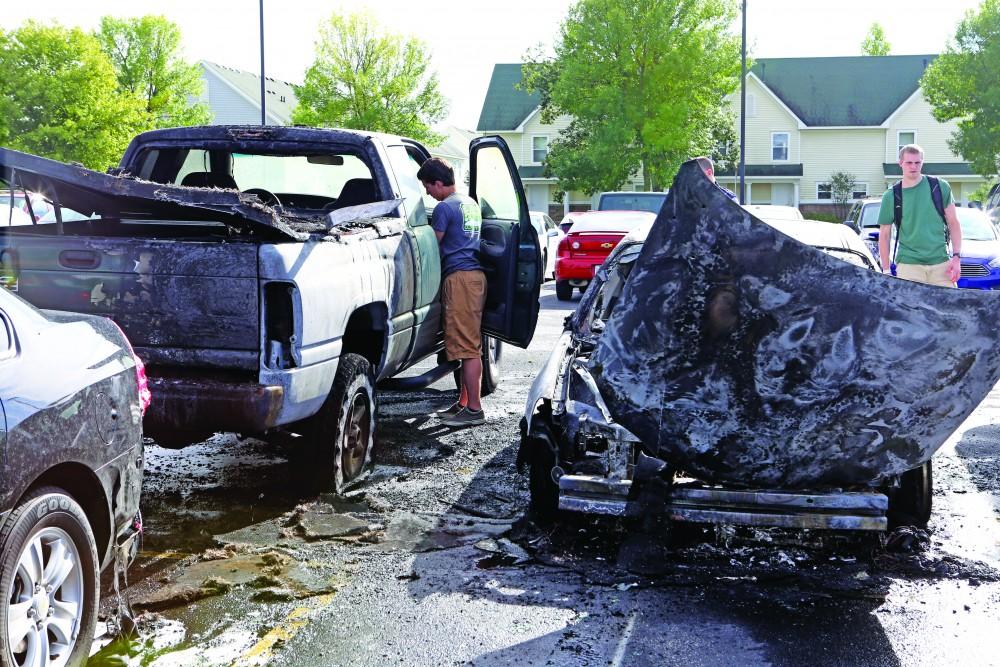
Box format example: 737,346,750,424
0,125,422,241
590,160,1000,488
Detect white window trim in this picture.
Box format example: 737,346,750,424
852,183,869,199
771,132,790,162
817,182,832,200
896,130,917,159
530,134,549,165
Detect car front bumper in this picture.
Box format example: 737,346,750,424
958,262,1000,289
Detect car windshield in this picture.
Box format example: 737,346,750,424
859,202,882,228
600,193,667,213
958,208,998,241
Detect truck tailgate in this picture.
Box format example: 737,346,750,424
4,235,260,370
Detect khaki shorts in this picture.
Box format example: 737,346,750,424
896,261,955,288
442,270,487,361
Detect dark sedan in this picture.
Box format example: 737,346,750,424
0,287,147,666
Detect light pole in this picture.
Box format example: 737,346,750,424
259,0,266,125
739,0,746,204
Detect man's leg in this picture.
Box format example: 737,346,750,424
462,357,483,411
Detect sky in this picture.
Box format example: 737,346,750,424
5,0,988,130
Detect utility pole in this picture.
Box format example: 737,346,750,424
739,0,747,204
259,0,266,125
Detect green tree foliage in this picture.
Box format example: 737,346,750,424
292,12,446,143
522,0,741,193
922,0,1000,178
829,171,857,220
0,22,148,170
97,15,210,127
861,22,891,56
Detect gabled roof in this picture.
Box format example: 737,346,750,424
477,64,541,132
751,55,936,127
200,61,299,126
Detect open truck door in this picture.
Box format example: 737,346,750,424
469,136,541,348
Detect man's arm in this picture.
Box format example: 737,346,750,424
944,202,962,282
878,225,893,272
435,230,445,243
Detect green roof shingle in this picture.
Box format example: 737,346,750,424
477,64,541,131
751,55,935,126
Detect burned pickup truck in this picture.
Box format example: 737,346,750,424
520,160,1000,531
1,125,541,490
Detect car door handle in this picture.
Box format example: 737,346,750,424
59,250,101,270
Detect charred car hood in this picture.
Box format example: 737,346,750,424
0,148,304,241
591,160,1000,488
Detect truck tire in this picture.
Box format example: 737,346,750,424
1,487,99,667
526,421,561,522
451,335,503,398
556,280,573,301
888,460,933,528
296,353,376,493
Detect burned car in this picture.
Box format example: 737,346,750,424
0,286,147,665
520,161,1000,531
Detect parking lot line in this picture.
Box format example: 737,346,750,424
235,593,337,666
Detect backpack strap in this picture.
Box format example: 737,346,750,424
926,175,950,246
892,182,902,227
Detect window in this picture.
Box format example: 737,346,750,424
852,183,869,199
817,183,832,200
474,145,520,220
897,131,916,158
531,136,548,163
771,133,789,161
387,145,429,226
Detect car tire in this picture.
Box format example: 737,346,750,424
555,280,573,301
0,486,99,667
887,460,933,528
295,353,376,493
452,335,503,397
526,418,561,522
540,251,548,284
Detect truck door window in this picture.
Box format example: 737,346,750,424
386,146,429,227
474,146,519,220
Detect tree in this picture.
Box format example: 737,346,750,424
829,171,857,221
522,0,741,194
861,23,891,56
96,15,210,127
292,12,446,143
922,0,1000,178
0,22,148,170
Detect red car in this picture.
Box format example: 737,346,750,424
554,210,656,300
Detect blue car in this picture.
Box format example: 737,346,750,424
955,208,1000,289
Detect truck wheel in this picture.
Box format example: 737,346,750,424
888,461,933,528
451,335,503,398
297,353,376,493
0,487,99,667
556,280,573,301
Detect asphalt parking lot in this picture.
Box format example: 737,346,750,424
92,282,1000,667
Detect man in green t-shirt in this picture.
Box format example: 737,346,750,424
877,144,962,287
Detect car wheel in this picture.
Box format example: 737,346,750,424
0,486,99,667
452,335,503,397
555,280,573,301
526,418,561,522
295,353,376,492
888,461,932,528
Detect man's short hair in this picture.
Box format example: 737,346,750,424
416,157,455,186
694,156,714,173
898,144,924,160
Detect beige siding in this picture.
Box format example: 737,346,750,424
884,92,962,163
727,77,801,165
496,132,523,166
520,111,572,166
800,129,887,202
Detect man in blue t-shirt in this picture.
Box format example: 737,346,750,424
417,157,487,427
